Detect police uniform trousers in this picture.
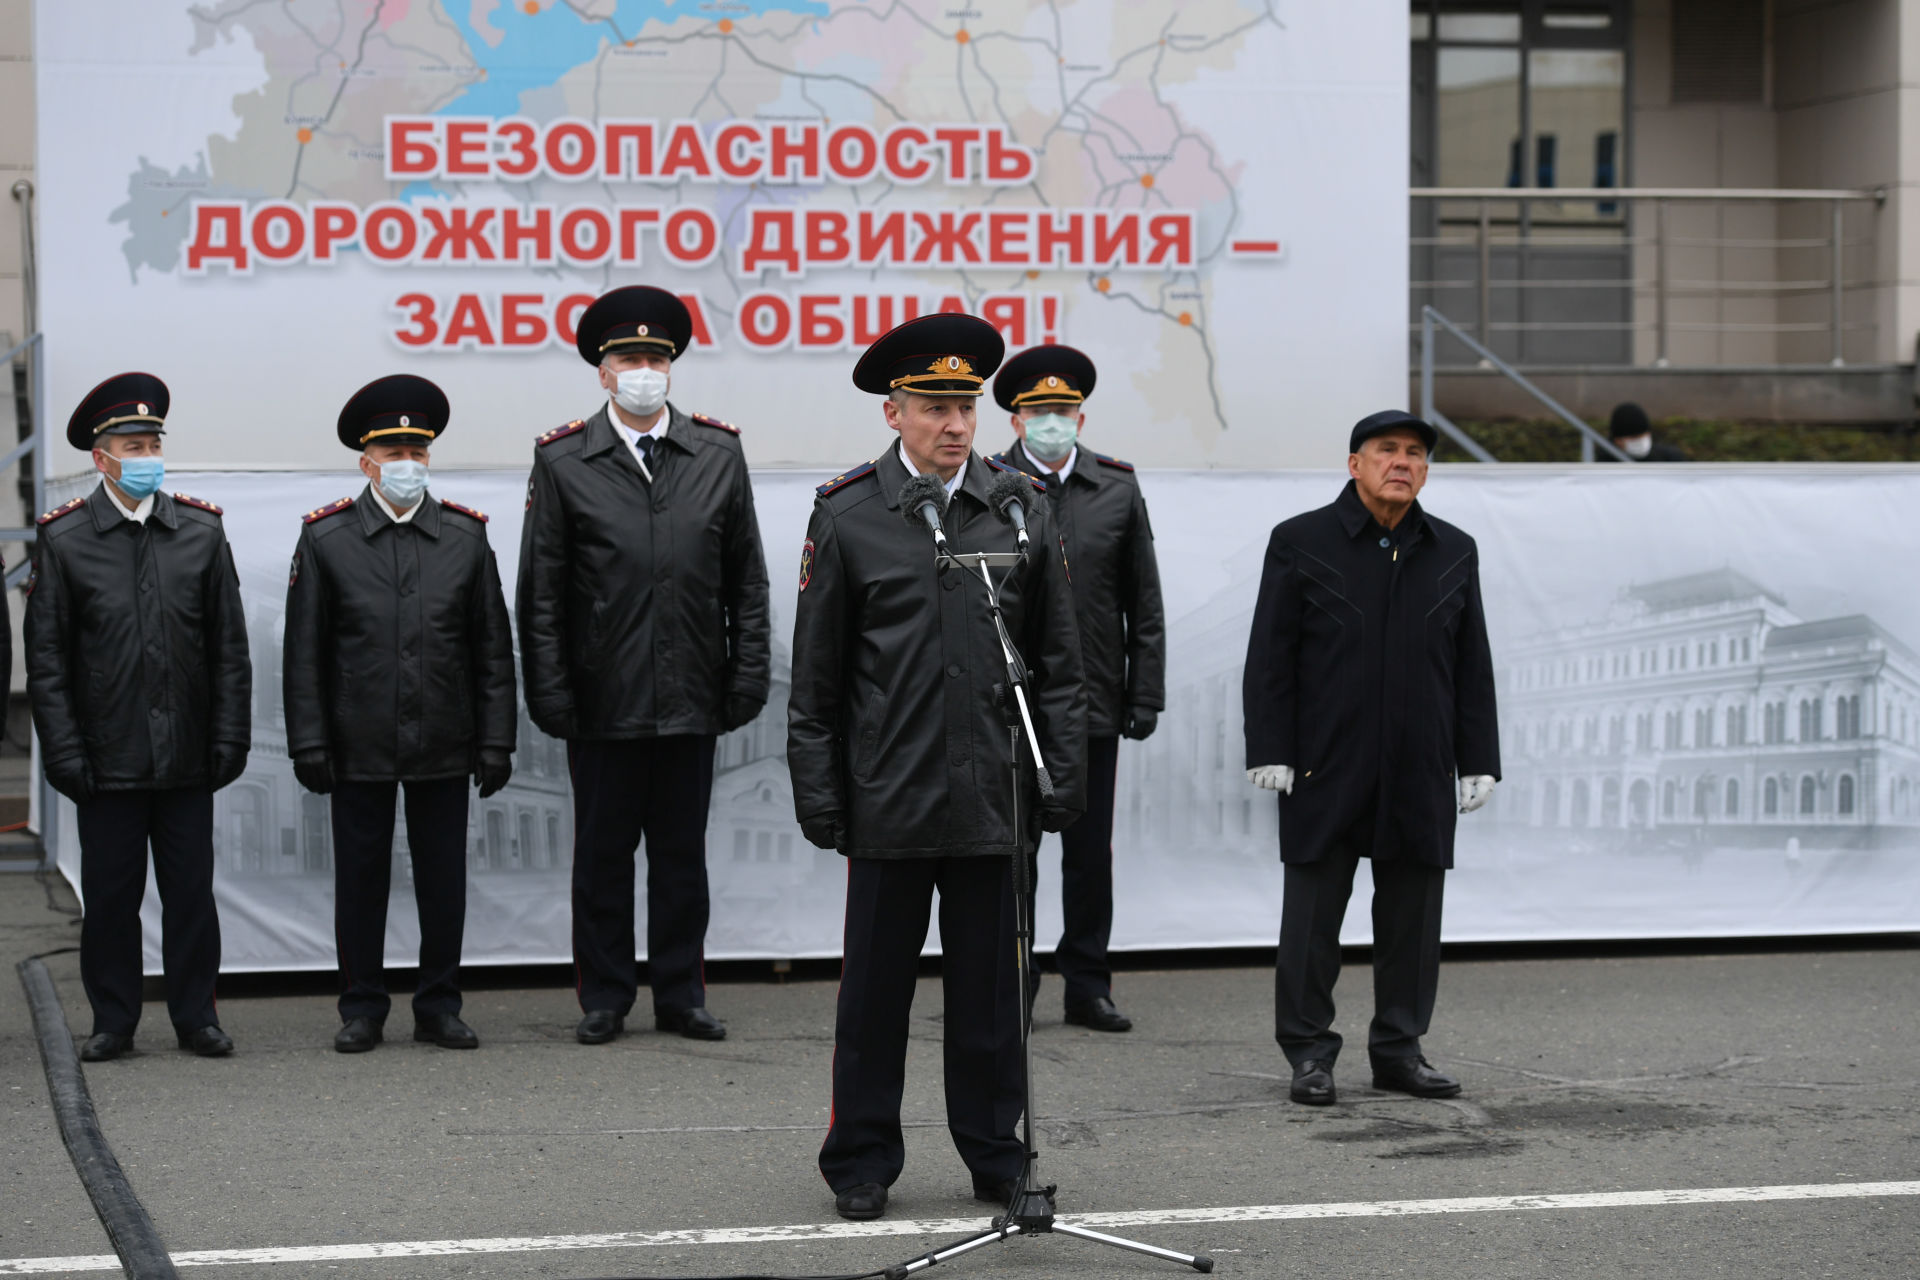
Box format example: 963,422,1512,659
819,855,1025,1193
75,788,221,1037
331,777,470,1022
1052,734,1120,1004
1274,810,1446,1068
568,737,714,1017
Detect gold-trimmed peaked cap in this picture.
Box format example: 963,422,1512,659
852,313,1005,397
992,342,1097,412
66,371,168,450
575,285,693,365
337,374,450,449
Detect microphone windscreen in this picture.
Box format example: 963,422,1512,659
897,473,948,527
986,470,1029,523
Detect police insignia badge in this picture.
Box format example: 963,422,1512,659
526,476,535,512
799,538,814,591
289,550,300,587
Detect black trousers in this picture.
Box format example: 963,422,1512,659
1274,818,1447,1068
819,855,1024,1193
331,777,470,1022
1052,734,1120,1004
75,788,220,1037
569,737,715,1017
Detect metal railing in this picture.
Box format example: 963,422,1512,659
1411,187,1887,368
1418,305,1629,464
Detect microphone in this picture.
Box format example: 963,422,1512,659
987,470,1032,554
898,473,951,555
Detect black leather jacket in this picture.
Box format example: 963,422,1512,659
282,487,516,782
991,443,1165,736
787,443,1087,858
516,403,771,741
26,487,251,791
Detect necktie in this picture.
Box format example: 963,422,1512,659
1045,471,1064,502
636,434,656,470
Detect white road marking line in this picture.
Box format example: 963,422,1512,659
5,1181,1916,1274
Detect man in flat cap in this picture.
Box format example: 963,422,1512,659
518,285,770,1045
284,374,516,1053
25,373,250,1061
1242,410,1499,1106
789,314,1086,1221
989,344,1162,1033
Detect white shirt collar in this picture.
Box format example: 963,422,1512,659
102,481,154,525
610,401,670,472
1021,438,1077,481
367,482,422,525
898,441,965,496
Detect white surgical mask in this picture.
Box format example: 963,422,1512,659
1621,434,1653,460
1023,413,1078,462
613,367,670,417
375,459,429,508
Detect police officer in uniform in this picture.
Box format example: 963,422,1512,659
518,286,771,1045
25,373,250,1062
989,345,1164,1032
789,314,1087,1221
283,375,516,1053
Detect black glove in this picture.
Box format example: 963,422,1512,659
293,751,334,795
1038,807,1078,833
46,757,93,806
211,744,248,791
475,749,513,798
800,811,845,851
720,692,764,733
1122,706,1159,740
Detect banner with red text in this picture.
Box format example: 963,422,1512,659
35,1,1406,471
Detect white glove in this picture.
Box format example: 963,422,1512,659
1247,765,1295,794
1458,775,1496,813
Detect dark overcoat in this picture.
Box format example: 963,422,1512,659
1242,481,1499,868
787,443,1087,858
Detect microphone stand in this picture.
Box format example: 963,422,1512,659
879,543,1211,1279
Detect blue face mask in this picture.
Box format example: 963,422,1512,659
112,457,165,501
375,459,429,509
1023,413,1078,462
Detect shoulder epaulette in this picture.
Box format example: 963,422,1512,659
985,455,1048,493
1094,453,1135,473
303,496,355,524
816,461,876,498
36,497,85,526
172,492,223,515
440,499,488,523
537,419,586,446
692,412,740,435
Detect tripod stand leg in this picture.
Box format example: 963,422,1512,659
1054,1222,1214,1272
885,1223,1024,1277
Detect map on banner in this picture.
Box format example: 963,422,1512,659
41,1,1406,468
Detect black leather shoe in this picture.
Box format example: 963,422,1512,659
972,1175,1018,1206
334,1017,383,1053
576,1010,625,1044
834,1182,888,1221
177,1024,234,1057
655,1007,727,1041
414,1012,479,1049
1290,1058,1335,1105
1063,996,1133,1033
1371,1054,1461,1098
80,1032,132,1062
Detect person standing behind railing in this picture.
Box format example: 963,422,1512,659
1599,402,1688,462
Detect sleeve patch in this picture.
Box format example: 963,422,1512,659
172,492,224,515
35,497,85,526
288,550,300,587
440,499,489,523
692,412,741,434
798,538,815,591
537,419,586,446
303,496,355,524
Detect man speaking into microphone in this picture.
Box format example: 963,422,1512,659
788,314,1087,1222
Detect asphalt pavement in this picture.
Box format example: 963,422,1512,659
3,869,1917,1280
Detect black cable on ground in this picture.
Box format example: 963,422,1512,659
16,955,180,1280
